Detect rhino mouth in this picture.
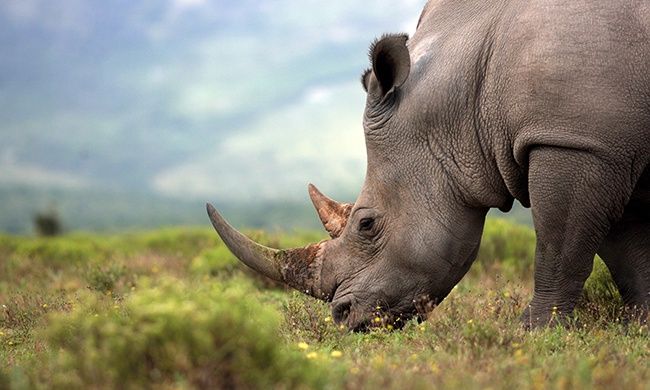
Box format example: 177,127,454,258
331,293,438,332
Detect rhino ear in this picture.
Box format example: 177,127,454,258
369,33,410,97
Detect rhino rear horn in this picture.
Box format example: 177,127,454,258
308,184,353,238
206,203,331,300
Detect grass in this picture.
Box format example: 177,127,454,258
0,220,647,389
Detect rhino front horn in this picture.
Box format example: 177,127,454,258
206,203,331,300
308,184,353,238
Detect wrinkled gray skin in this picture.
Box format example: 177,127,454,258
208,0,650,330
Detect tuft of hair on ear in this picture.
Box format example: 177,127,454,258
367,33,409,63
360,68,371,92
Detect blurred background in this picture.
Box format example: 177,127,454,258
0,0,530,234
0,0,427,233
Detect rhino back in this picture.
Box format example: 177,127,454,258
411,0,650,207
494,0,650,160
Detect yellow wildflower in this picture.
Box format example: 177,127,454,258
514,349,529,365
330,350,342,358
306,352,318,359
297,342,309,350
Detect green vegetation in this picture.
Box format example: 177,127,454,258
0,219,647,389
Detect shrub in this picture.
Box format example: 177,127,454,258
0,234,21,255
582,257,621,305
14,238,110,270
475,219,536,277
578,257,625,324
31,277,338,389
190,245,284,289
0,291,70,350
33,209,63,237
190,246,239,277
282,292,340,345
461,319,501,352
125,228,218,259
85,264,126,293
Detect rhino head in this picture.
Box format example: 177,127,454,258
207,34,488,331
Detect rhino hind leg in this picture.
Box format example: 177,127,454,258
598,197,650,320
522,147,636,328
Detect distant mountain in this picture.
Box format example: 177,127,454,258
0,185,329,234
0,185,532,235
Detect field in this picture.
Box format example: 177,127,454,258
0,219,648,389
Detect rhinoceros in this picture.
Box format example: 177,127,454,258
207,0,650,329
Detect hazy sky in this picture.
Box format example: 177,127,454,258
0,0,426,201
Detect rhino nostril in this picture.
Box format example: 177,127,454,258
332,300,352,323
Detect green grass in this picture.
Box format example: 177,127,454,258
0,219,647,389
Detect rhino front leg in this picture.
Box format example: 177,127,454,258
522,146,633,328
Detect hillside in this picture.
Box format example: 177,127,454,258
0,185,532,234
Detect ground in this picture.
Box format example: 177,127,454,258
0,219,648,389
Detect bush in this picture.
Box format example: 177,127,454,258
190,245,285,289
582,257,621,306
190,246,239,277
30,278,337,389
578,257,625,324
124,228,218,259
85,264,127,293
475,219,536,277
33,209,63,237
282,292,340,345
0,234,21,255
0,290,70,354
14,237,110,269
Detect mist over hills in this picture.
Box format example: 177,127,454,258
0,0,532,233
0,1,422,195
0,0,432,232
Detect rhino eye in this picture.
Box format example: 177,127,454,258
358,217,375,232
